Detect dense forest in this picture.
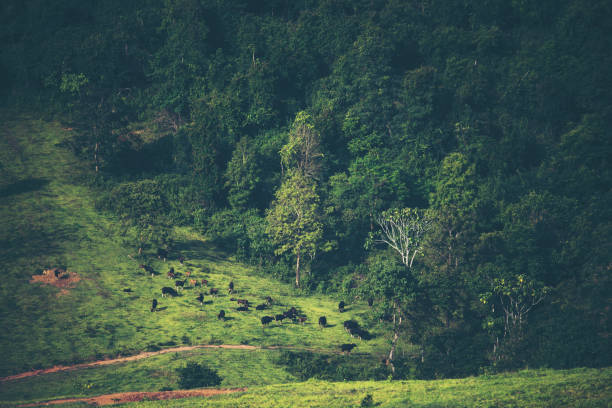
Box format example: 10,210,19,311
1,0,610,379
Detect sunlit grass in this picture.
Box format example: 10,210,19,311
0,115,387,380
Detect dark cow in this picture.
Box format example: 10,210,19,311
196,293,204,305
261,316,273,326
175,280,185,291
283,307,298,319
368,298,374,307
217,310,225,320
151,299,158,312
178,255,185,264
228,281,234,293
167,268,176,279
237,299,249,306
209,288,219,296
275,314,285,323
338,301,346,312
140,264,155,276
255,304,267,310
201,279,208,286
318,316,327,328
237,306,249,312
230,297,236,301
123,288,133,293
157,248,168,261
265,296,273,306
161,287,178,297
340,343,357,353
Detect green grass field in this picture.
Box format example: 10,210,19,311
1,114,610,408
2,367,610,407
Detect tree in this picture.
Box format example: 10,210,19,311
280,111,323,179
372,208,432,268
481,274,549,363
266,170,323,287
368,208,432,373
224,137,260,210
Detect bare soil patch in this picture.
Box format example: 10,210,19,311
19,388,247,406
30,268,81,296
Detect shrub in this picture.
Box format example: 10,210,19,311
176,362,222,389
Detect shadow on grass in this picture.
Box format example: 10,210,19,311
172,240,229,262
0,178,49,198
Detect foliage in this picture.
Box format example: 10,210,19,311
274,351,388,382
176,362,222,389
1,0,611,377
266,170,324,286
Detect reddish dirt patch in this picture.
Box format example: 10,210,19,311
19,388,247,407
30,268,81,296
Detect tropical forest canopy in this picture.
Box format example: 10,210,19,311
1,0,610,378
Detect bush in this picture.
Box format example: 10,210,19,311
176,362,222,389
274,351,388,381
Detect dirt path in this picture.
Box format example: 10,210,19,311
1,344,342,383
18,388,247,407
0,345,259,383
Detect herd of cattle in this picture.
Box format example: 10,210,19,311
136,253,368,354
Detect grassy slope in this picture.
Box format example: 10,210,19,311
4,367,611,408
123,367,612,408
0,115,386,395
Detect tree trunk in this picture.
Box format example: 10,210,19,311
388,331,399,374
295,250,300,287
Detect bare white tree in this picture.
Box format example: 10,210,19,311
374,208,432,268
372,208,432,373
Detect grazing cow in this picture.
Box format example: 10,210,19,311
123,288,133,293
230,297,236,301
209,288,218,296
275,314,285,324
167,268,176,279
151,299,158,312
189,279,197,287
228,281,234,294
261,316,273,326
338,301,346,312
284,307,298,319
340,343,357,354
265,296,273,306
161,287,178,297
157,248,168,261
237,299,249,306
201,279,208,286
217,310,225,320
255,304,267,310
196,293,204,305
178,255,185,264
298,316,307,325
140,264,155,276
175,280,185,291
237,306,249,312
368,298,373,307
319,316,327,328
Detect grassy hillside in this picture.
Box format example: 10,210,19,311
115,367,612,408
0,114,388,379
3,367,610,407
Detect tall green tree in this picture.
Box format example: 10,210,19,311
266,170,323,287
